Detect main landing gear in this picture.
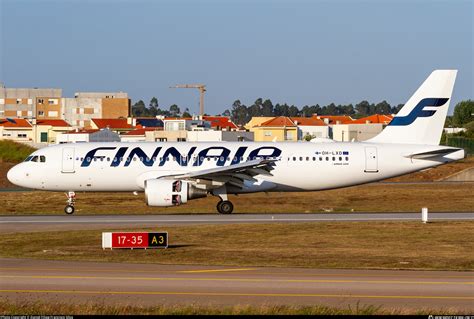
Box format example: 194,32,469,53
213,186,234,214
217,200,234,214
64,191,76,215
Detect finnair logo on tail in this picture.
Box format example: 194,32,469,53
389,98,449,126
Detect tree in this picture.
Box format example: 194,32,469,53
392,104,404,114
261,99,274,117
148,97,159,116
274,103,289,116
288,105,300,117
453,100,474,126
131,100,148,117
182,107,192,118
169,104,181,117
230,100,249,125
222,109,231,117
325,103,338,115
248,98,263,118
355,100,370,115
374,100,392,114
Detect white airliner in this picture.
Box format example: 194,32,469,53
7,70,464,214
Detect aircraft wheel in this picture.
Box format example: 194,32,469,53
217,200,233,214
64,205,75,215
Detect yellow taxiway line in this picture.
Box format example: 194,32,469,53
177,268,256,273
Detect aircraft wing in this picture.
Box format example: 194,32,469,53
160,158,277,189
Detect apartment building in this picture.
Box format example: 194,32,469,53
0,85,62,119
63,92,130,128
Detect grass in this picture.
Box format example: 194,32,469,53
0,182,472,214
1,221,473,270
0,299,465,315
0,140,36,163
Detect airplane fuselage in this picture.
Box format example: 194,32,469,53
7,141,464,193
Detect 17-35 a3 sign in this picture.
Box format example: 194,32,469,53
102,232,168,249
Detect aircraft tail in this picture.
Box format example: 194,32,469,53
368,70,457,145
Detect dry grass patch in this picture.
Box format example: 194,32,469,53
1,221,473,270
0,299,466,315
0,182,472,215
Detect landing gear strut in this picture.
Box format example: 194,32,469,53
64,191,76,215
212,186,234,214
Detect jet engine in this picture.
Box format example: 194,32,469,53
144,179,207,207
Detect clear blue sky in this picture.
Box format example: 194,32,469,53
1,0,472,115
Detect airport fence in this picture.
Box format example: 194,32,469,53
445,137,474,155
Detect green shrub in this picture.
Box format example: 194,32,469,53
0,140,37,163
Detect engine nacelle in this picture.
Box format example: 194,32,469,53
145,179,207,207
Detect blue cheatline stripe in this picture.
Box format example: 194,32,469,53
389,98,449,126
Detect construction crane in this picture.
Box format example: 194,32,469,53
169,84,206,116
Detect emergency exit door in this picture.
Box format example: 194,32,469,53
62,147,75,173
364,147,378,173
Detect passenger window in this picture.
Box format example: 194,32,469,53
306,157,310,161
40,156,46,163
319,157,322,161
332,157,335,161
345,157,349,161
293,157,296,161
339,157,342,161
325,157,329,161
312,157,316,161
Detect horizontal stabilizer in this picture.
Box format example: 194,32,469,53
404,148,463,159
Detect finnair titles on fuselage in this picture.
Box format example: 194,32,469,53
7,70,465,214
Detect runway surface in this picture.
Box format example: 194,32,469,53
1,212,473,233
0,258,472,310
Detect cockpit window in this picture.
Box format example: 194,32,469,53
24,156,33,162
29,155,46,163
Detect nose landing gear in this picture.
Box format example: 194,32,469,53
64,191,76,215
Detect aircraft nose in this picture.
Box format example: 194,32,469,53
7,164,22,186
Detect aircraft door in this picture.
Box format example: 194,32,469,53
364,147,378,173
62,147,75,173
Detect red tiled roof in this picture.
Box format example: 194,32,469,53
124,128,160,136
36,119,71,127
316,115,353,124
259,116,296,127
351,114,394,124
203,116,238,130
92,118,133,129
0,118,32,128
290,117,327,126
